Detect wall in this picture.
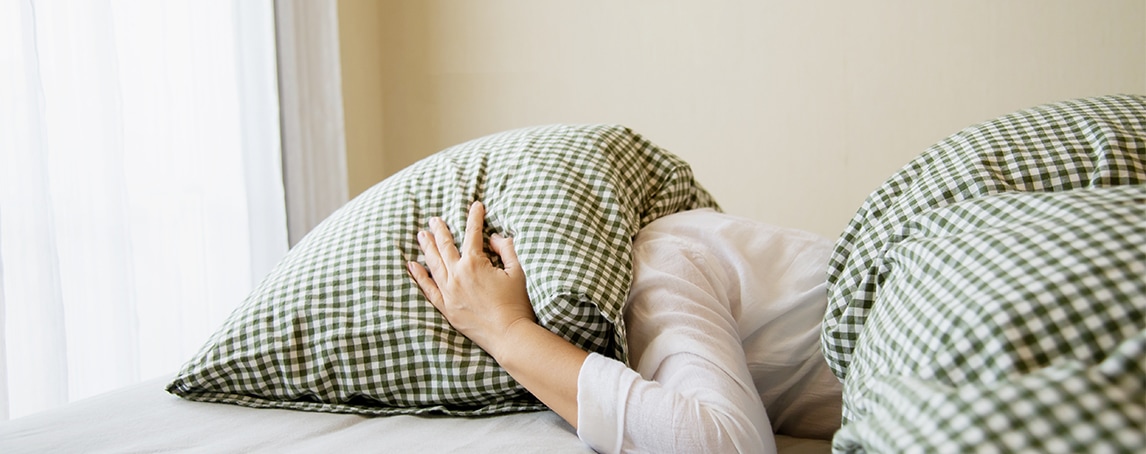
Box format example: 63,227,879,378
339,0,1145,238
336,0,386,197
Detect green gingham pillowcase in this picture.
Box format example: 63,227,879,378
167,124,719,415
832,186,1146,452
823,94,1146,381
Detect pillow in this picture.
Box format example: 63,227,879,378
167,124,719,416
823,94,1146,382
834,186,1146,452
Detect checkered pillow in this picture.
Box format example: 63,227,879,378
167,124,718,415
833,187,1146,452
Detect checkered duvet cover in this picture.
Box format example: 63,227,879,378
824,95,1146,453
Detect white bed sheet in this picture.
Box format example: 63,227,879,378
0,375,832,453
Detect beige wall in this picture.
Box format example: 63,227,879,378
339,0,1145,238
336,0,385,197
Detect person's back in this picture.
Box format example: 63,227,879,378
617,209,842,442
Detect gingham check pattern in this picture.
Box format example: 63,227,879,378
832,187,1146,452
168,124,718,416
823,95,1146,452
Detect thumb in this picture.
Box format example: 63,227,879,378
489,233,523,277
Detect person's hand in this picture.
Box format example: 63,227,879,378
409,202,586,427
407,201,536,358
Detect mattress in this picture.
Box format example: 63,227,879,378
0,375,832,453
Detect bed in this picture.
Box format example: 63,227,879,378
2,95,1144,453
0,375,831,453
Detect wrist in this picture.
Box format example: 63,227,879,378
489,317,541,363
486,318,588,427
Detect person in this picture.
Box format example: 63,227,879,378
407,201,842,453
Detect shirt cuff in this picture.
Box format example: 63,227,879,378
576,352,635,453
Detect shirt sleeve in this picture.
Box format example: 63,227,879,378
576,232,776,454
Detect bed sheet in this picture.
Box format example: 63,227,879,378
0,376,831,453
1,376,586,453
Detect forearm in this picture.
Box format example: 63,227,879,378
492,319,589,428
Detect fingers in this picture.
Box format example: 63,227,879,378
414,202,502,290
428,216,460,264
407,261,446,315
417,229,448,283
462,201,486,257
489,233,522,278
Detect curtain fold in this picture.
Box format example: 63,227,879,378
0,0,288,420
274,0,349,246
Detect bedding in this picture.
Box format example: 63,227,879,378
824,94,1146,452
167,124,718,416
2,376,590,453
0,374,833,453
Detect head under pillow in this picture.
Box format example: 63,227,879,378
168,124,718,415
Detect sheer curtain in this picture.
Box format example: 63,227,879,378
0,0,288,420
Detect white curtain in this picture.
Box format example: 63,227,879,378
0,0,288,420
274,0,349,246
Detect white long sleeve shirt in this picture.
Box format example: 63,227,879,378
576,209,842,453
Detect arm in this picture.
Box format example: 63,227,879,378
406,201,587,426
409,203,774,453
577,233,774,453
